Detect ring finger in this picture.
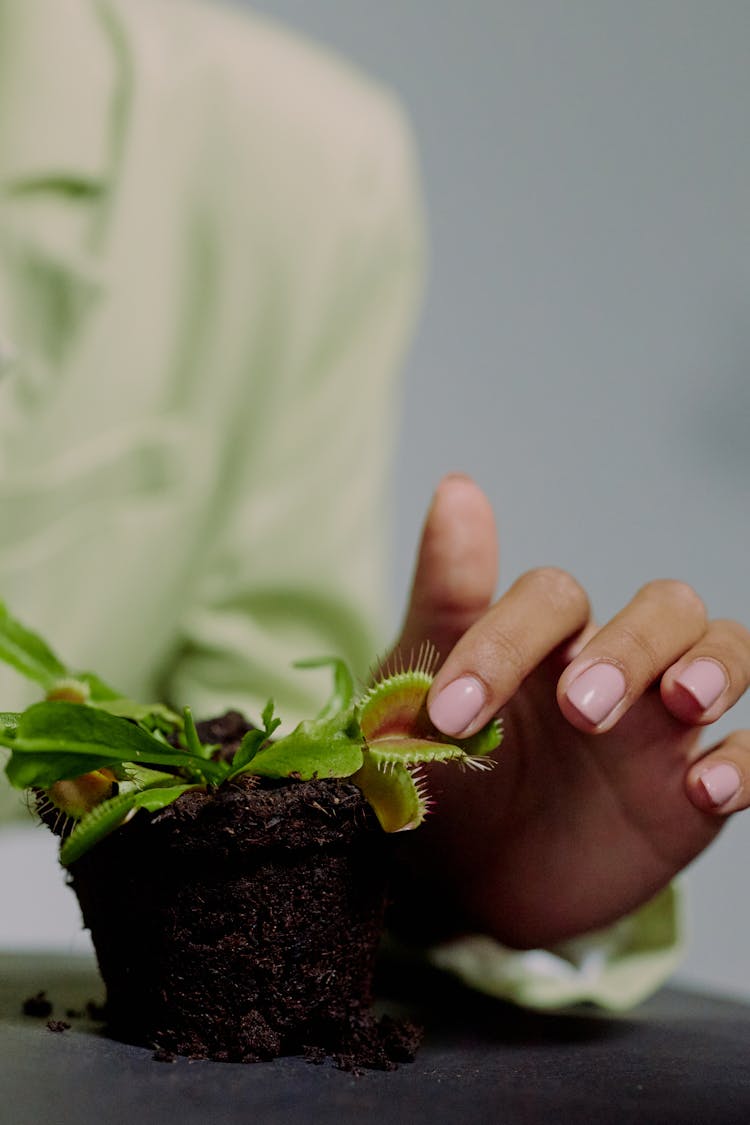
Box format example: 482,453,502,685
557,579,708,732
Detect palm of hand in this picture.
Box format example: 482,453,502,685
403,659,716,950
391,476,746,950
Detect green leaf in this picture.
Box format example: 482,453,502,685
0,603,135,706
0,601,67,689
92,697,182,732
247,712,364,780
120,765,182,789
182,706,212,759
6,751,118,789
260,698,278,733
60,783,196,866
227,699,282,777
0,702,227,788
248,736,363,780
0,712,20,735
229,728,268,774
294,657,355,718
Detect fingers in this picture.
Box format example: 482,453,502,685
398,474,499,659
686,731,750,815
401,482,750,752
558,582,750,733
661,619,750,723
427,566,591,737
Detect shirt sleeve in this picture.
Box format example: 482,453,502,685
420,883,683,1010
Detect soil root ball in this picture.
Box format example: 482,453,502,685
69,769,418,1070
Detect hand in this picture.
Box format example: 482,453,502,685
387,475,750,949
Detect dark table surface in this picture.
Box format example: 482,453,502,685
1,952,749,1125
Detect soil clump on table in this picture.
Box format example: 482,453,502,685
66,713,421,1070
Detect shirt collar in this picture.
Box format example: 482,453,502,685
0,0,117,188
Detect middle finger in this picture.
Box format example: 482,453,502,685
427,566,591,737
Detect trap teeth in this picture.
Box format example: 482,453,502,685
367,641,441,689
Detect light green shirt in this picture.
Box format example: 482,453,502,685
0,0,681,1008
0,0,421,719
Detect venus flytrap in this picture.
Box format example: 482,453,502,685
0,604,502,864
353,645,498,831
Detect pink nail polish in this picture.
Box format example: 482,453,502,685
428,676,485,736
566,663,626,726
675,659,727,711
699,763,741,807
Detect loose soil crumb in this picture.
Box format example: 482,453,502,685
329,1013,423,1073
46,1020,71,1033
67,728,419,1071
22,991,53,1018
152,1047,177,1063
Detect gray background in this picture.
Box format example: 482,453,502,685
244,0,750,998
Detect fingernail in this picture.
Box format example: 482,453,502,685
429,675,485,736
675,659,727,711
566,663,627,726
699,762,741,807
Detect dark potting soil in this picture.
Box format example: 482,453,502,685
63,717,421,1070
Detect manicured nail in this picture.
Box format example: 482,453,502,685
566,663,627,726
675,659,727,711
699,762,741,807
429,676,485,736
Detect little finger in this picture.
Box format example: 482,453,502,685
661,618,750,725
686,731,750,814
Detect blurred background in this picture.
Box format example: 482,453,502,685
247,0,750,997
1,0,748,1001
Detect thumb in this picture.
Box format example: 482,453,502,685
397,474,499,663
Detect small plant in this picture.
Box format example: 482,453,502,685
0,602,501,864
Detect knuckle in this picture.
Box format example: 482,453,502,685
484,624,529,686
713,618,750,657
705,621,750,691
642,578,707,623
618,623,661,681
522,566,589,618
731,730,750,753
